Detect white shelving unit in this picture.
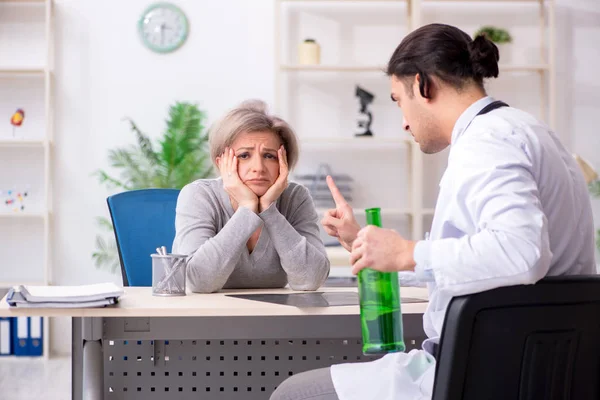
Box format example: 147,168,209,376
281,64,550,72
274,0,555,266
0,0,54,359
0,138,46,147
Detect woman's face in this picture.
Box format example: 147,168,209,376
230,130,282,197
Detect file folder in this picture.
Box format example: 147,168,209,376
29,317,43,356
13,317,43,356
14,317,28,356
0,317,12,356
6,282,122,308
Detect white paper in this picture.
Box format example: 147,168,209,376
30,317,41,339
24,283,122,299
17,317,28,339
13,298,116,308
0,321,9,354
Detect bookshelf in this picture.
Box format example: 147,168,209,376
0,0,54,358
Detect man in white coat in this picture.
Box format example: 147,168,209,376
270,23,596,400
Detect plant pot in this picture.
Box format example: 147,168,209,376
496,43,512,65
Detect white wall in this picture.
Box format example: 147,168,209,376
48,0,600,355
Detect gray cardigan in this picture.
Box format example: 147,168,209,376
172,178,330,293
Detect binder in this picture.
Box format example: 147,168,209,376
0,317,12,356
29,317,43,356
6,282,122,308
14,317,28,356
13,317,43,356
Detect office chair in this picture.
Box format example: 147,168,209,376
107,189,180,287
432,275,600,400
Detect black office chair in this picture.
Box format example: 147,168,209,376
432,275,600,400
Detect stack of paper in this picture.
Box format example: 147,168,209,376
6,282,124,308
292,163,354,209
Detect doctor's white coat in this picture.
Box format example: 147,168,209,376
331,97,596,400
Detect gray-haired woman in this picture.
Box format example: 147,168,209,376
172,99,330,293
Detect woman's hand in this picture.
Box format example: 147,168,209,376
259,145,289,212
218,147,258,213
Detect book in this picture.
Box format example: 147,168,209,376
6,282,123,308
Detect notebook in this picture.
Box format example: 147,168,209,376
6,283,123,308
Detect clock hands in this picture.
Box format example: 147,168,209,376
140,4,187,53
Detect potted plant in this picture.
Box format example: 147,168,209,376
474,26,513,65
92,101,214,272
575,154,600,255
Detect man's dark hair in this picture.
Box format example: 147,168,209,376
387,23,500,99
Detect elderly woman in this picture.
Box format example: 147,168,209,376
172,99,330,293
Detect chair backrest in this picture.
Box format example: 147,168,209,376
107,189,180,287
432,275,600,400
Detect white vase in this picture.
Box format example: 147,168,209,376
298,39,320,65
496,43,512,66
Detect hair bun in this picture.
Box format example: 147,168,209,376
237,99,269,113
469,34,500,79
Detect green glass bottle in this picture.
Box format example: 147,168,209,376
357,207,405,354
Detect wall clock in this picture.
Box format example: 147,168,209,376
138,3,189,53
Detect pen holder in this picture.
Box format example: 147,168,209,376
151,253,187,297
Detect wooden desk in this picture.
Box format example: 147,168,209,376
0,286,429,400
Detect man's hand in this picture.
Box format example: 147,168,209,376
259,145,289,212
217,147,258,213
350,225,417,275
320,175,361,251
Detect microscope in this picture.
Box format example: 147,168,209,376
355,85,374,137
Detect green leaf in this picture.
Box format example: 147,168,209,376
96,216,114,231
92,234,120,274
94,170,130,190
474,26,512,44
157,102,211,188
124,117,160,166
108,148,153,189
589,181,600,198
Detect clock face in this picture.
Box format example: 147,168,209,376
138,3,189,53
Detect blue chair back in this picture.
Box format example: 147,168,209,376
107,189,180,286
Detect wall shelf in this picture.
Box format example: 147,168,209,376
280,0,407,3
0,211,47,219
500,64,550,72
300,137,411,150
0,138,46,147
0,1,46,4
280,64,550,72
422,0,542,3
0,67,45,75
317,207,412,215
280,65,385,72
